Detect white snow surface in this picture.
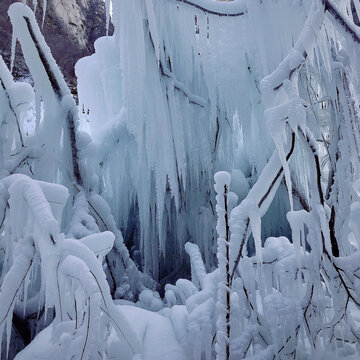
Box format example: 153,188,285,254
15,304,186,360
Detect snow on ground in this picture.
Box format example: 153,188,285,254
109,305,186,360
15,304,186,360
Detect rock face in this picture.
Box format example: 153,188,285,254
0,0,111,93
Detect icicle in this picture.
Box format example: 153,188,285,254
145,0,160,63
5,303,14,359
287,210,308,296
10,33,16,74
35,88,41,132
42,0,47,27
264,100,294,211
354,0,360,24
105,0,110,36
23,268,29,318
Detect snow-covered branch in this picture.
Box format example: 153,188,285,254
171,0,246,17
0,175,139,359
8,3,82,184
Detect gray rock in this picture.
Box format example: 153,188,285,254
0,0,112,94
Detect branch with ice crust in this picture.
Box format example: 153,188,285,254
260,0,325,107
230,0,360,353
226,3,326,355
172,0,246,17
0,174,65,356
230,0,325,278
0,55,34,173
294,126,360,346
0,174,140,359
214,172,237,360
325,0,360,44
8,3,82,185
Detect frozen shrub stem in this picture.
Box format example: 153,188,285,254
215,173,234,360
